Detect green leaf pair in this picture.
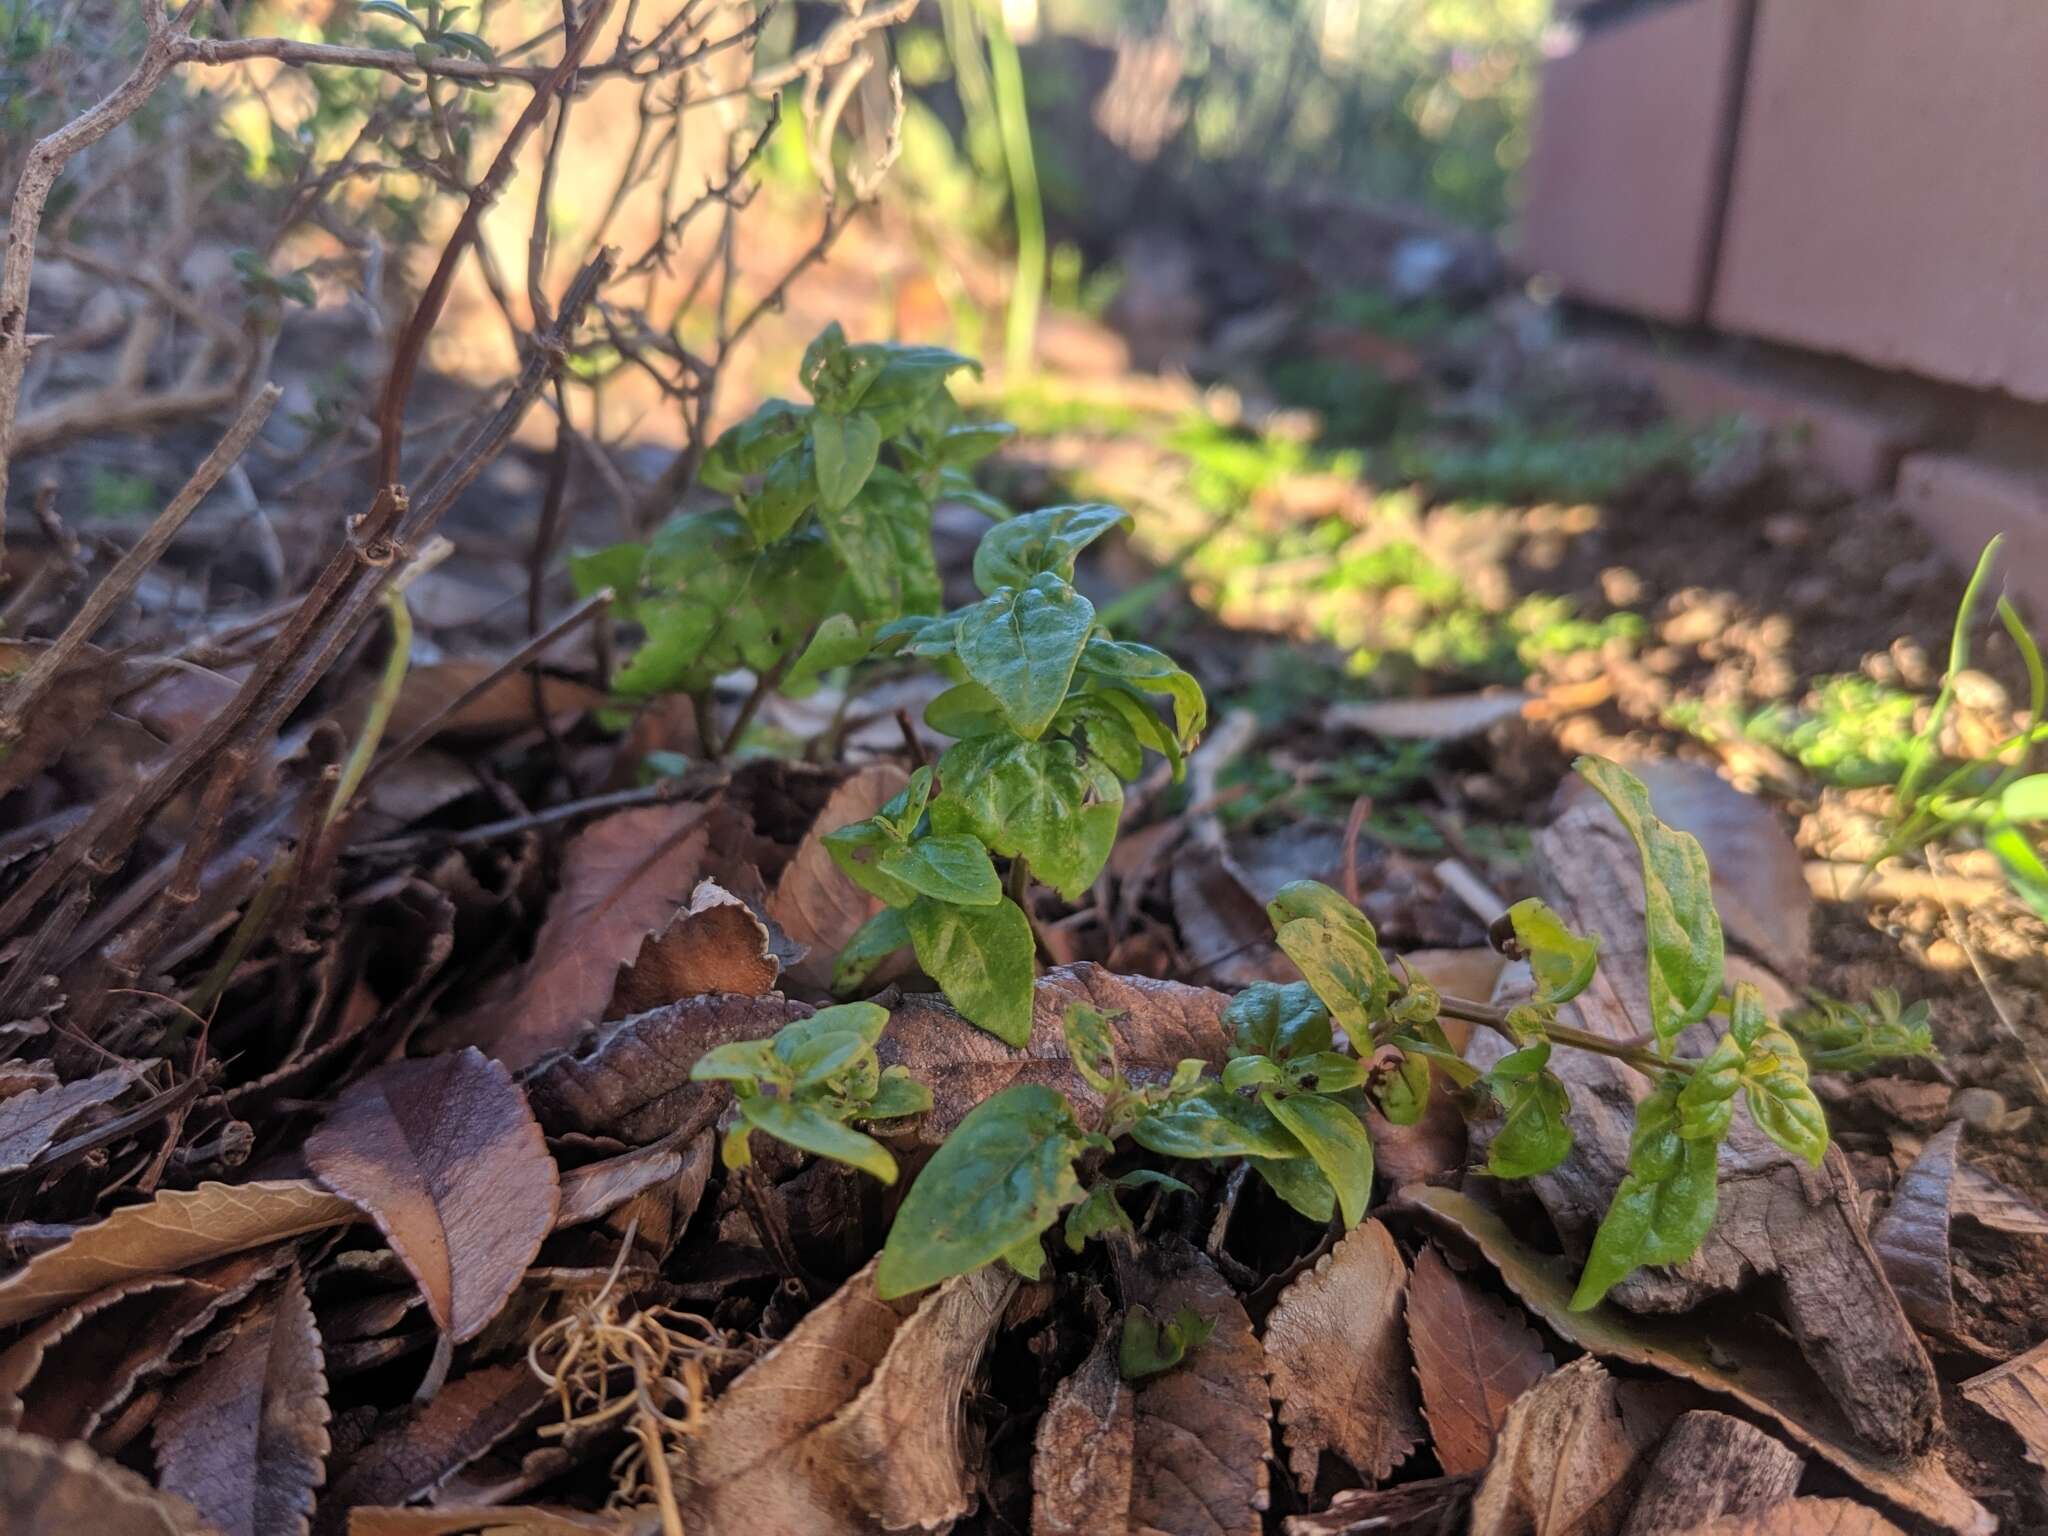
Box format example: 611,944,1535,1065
690,1003,931,1186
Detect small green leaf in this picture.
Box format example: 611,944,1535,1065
925,680,1007,739
936,421,1016,467
1130,1082,1306,1160
1222,1055,1283,1092
956,574,1095,741
1675,1033,1744,1145
823,819,920,907
972,504,1130,594
832,906,911,997
1389,1020,1484,1090
876,1083,1086,1298
1570,1073,1720,1310
1078,637,1208,748
1063,1182,1134,1252
780,1030,869,1092
811,411,882,513
1368,1049,1430,1126
1263,1091,1374,1229
736,442,817,544
1988,820,2048,922
701,397,811,490
359,0,423,32
739,1096,897,1184
2001,775,2048,824
863,1066,932,1121
1730,985,1826,1168
1266,881,1397,1039
929,734,1122,901
1506,897,1600,1005
1002,1233,1049,1280
1284,1052,1367,1095
1223,981,1332,1061
817,466,941,622
876,834,1003,907
690,1039,777,1085
1253,1154,1337,1223
1574,757,1725,1053
785,613,869,692
905,896,1036,1047
436,27,496,63
800,322,886,412
569,542,645,608
1480,1042,1574,1178
1061,1003,1123,1096
1119,1304,1214,1381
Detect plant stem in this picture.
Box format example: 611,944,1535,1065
1435,992,1692,1079
1005,854,1032,908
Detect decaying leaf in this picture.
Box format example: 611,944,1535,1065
1960,1337,2048,1474
1327,690,1532,741
1280,1474,1477,1534
1620,1410,1803,1535
1121,1239,1268,1536
608,880,780,1018
154,1266,330,1536
1405,1242,1551,1475
812,1262,1016,1529
1469,1356,1666,1536
1871,1121,1964,1340
319,1362,549,1528
0,1244,293,1437
682,1256,919,1533
382,661,606,744
552,1143,687,1230
1404,1186,1994,1535
1686,1500,1910,1536
526,993,814,1144
0,1425,217,1535
0,1062,143,1172
0,1180,358,1328
344,1509,629,1535
1264,1218,1424,1487
1031,1325,1133,1536
306,1048,558,1343
442,804,711,1069
768,763,910,991
1949,1162,2048,1238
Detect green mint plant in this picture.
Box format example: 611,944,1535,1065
822,506,1206,1045
688,1003,932,1185
852,756,1843,1311
571,323,1011,737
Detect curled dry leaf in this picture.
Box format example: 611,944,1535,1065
1264,1218,1424,1487
812,1262,1017,1530
768,763,910,991
1871,1121,1965,1340
0,1180,357,1328
306,1048,559,1344
1403,1186,1994,1536
1619,1410,1803,1536
526,993,814,1144
344,1509,629,1535
1686,1499,1910,1536
607,880,780,1019
1326,690,1533,741
1280,1474,1477,1534
442,803,710,1070
1405,1242,1552,1476
1120,1238,1269,1536
318,1362,549,1531
1469,1356,1667,1536
154,1266,330,1536
0,1062,144,1172
682,1256,920,1534
0,1243,294,1438
0,1425,217,1535
1960,1337,2048,1474
1031,1325,1133,1536
381,661,606,744
552,1143,686,1230
1949,1162,2048,1238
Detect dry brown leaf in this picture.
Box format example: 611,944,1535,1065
813,1262,1016,1529
607,880,779,1018
1620,1410,1803,1535
154,1266,329,1536
1960,1337,2048,1473
767,763,909,991
682,1256,919,1534
1871,1121,1964,1339
0,642,130,800
1404,1186,1994,1535
1264,1219,1423,1487
319,1363,549,1530
526,993,814,1144
1169,843,1289,988
0,1425,218,1535
346,1509,628,1535
382,662,606,744
1122,1238,1268,1536
1405,1242,1551,1475
1470,1356,1668,1536
1949,1162,2048,1237
444,803,711,1069
0,1062,144,1172
552,1143,686,1230
1686,1499,1910,1536
0,1244,293,1437
1031,1324,1133,1536
1280,1474,1476,1534
1589,760,1813,985
307,1048,557,1344
1327,691,1533,741
0,1180,357,1328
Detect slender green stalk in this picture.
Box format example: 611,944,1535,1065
1435,992,1693,1080
982,2,1043,379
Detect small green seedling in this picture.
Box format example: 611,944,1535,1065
688,1002,931,1185
1782,987,1937,1076
1119,1304,1214,1381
